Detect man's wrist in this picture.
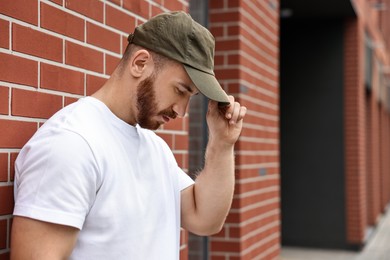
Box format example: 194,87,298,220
206,138,235,153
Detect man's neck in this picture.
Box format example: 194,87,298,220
92,75,138,126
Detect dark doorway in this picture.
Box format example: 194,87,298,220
280,17,347,248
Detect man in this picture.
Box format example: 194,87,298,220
11,11,246,259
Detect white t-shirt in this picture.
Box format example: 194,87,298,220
13,97,194,259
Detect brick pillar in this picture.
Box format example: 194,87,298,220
209,0,280,259
343,17,367,246
365,94,374,225
366,58,382,226
380,106,390,211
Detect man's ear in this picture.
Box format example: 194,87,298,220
129,49,152,78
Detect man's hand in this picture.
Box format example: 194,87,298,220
206,95,247,146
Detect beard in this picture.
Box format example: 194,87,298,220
136,73,177,130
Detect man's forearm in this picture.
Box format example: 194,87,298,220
192,140,235,233
181,97,246,235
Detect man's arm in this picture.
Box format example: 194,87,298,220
11,216,79,260
181,96,246,236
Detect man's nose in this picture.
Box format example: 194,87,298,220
173,98,190,118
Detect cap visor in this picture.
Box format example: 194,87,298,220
184,65,230,106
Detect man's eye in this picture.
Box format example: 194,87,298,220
176,88,185,96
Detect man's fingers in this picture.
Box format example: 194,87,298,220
238,106,247,121
224,95,235,120
229,104,247,125
210,95,246,125
229,102,240,125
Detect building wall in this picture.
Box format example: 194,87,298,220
0,0,190,259
344,0,390,246
344,16,369,245
209,0,280,259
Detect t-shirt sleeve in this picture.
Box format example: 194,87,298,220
176,166,194,191
13,130,100,230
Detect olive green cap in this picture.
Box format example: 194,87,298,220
127,11,230,105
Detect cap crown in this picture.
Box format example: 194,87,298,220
128,11,216,76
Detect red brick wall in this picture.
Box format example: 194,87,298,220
209,0,280,259
0,0,189,259
344,16,367,246
380,106,390,210
365,60,381,226
344,0,390,246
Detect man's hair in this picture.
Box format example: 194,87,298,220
119,43,172,74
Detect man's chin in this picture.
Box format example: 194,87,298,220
139,121,163,130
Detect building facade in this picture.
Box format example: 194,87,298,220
280,0,390,251
0,0,389,259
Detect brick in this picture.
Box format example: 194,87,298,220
108,0,121,6
0,220,6,249
106,5,135,33
106,54,120,75
163,117,185,131
164,0,185,12
210,12,240,23
173,153,184,168
122,35,129,54
50,0,63,5
86,75,107,95
0,119,36,148
66,41,104,73
0,53,38,87
228,0,240,8
41,2,84,41
210,25,224,38
151,5,164,17
87,22,121,53
215,39,240,51
64,96,79,106
0,185,14,214
0,19,9,49
211,240,240,252
179,247,188,260
156,133,173,147
65,0,103,22
12,24,63,62
0,0,38,25
0,154,7,182
123,0,149,18
210,1,225,9
227,54,240,65
10,153,17,181
214,54,224,66
0,86,9,115
228,25,240,36
174,134,188,150
40,63,84,95
12,89,63,119
215,68,240,80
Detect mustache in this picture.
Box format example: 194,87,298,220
158,109,177,119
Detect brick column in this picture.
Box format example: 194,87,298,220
366,58,382,226
343,17,367,246
380,106,390,210
209,0,280,259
